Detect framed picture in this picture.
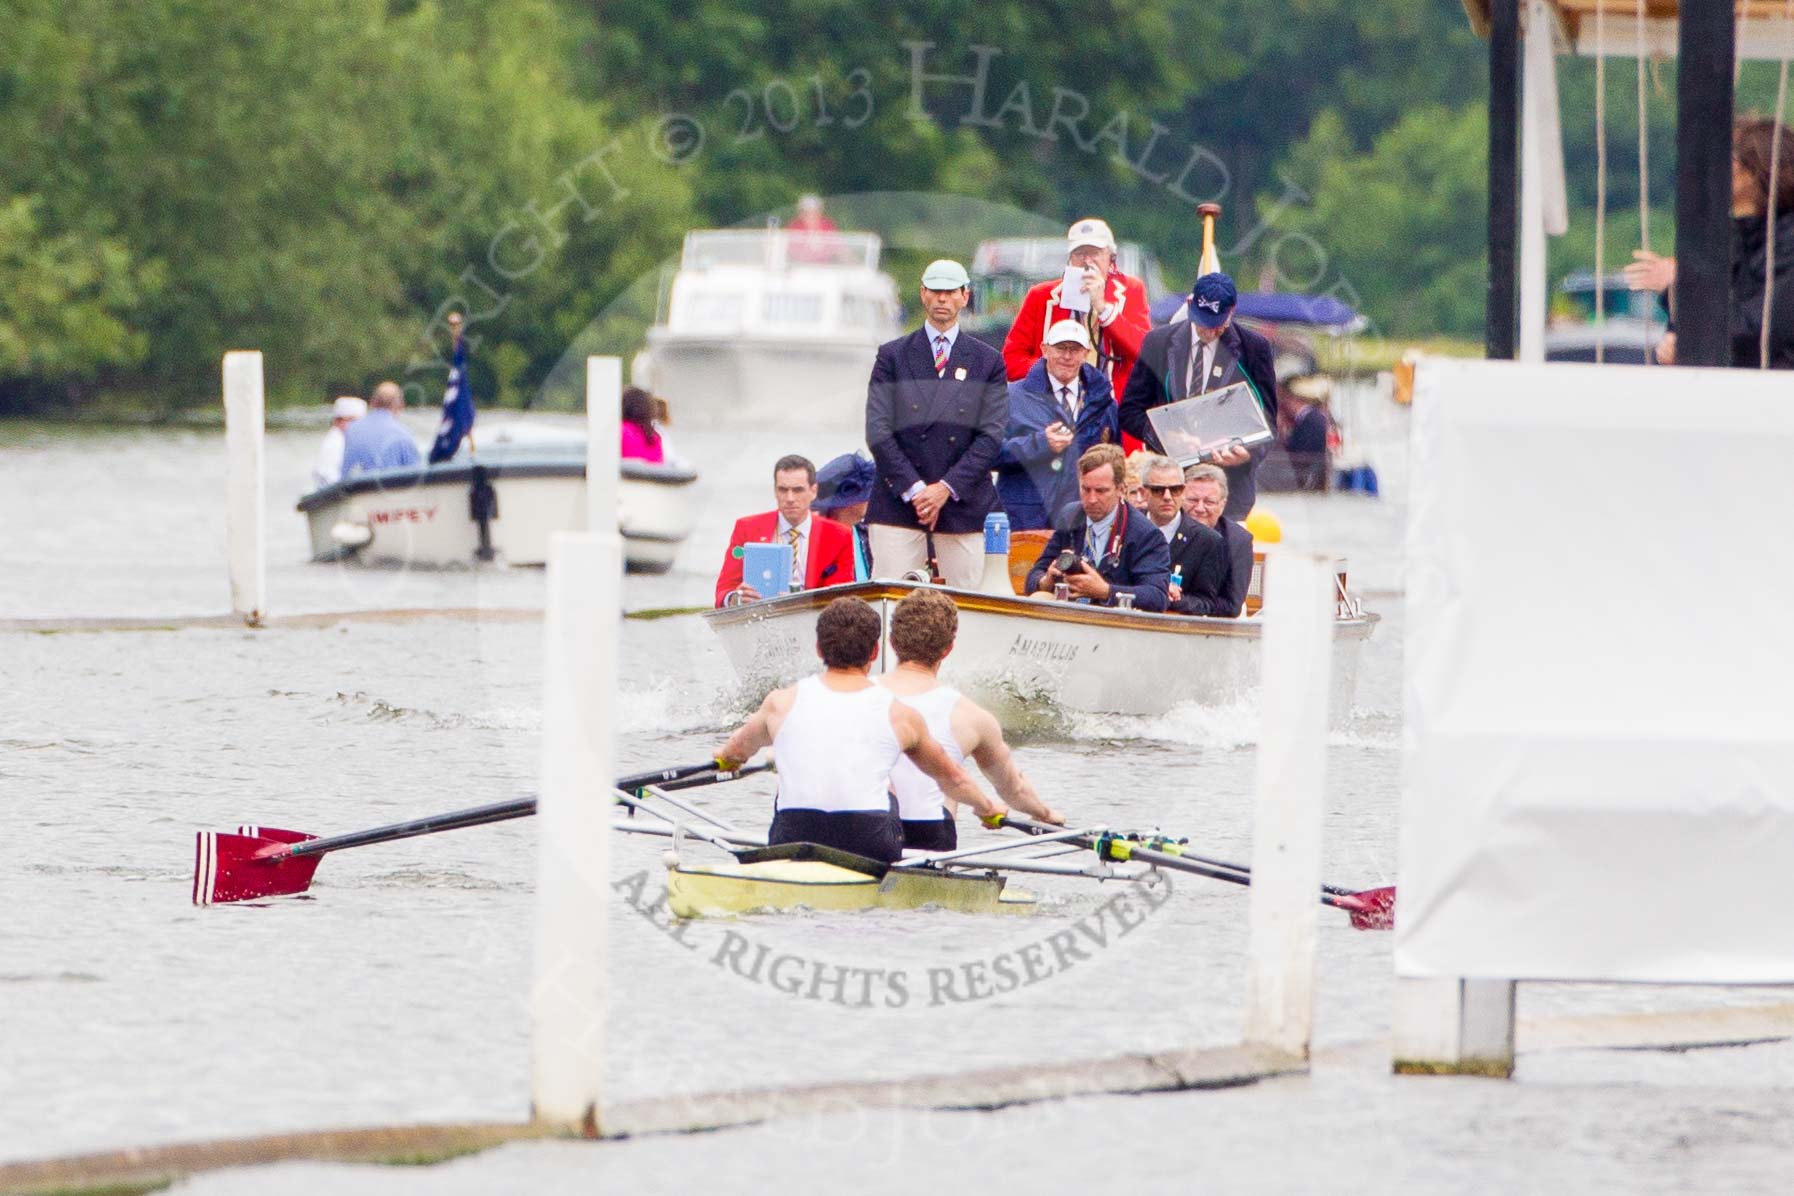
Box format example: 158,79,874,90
1145,381,1273,469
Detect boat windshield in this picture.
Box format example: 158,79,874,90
682,230,882,271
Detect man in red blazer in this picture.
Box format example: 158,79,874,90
1001,217,1151,446
714,454,857,607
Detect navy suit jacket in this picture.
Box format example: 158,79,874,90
1118,320,1279,520
994,360,1119,531
1158,512,1233,617
1023,501,1170,612
865,327,1008,536
1214,515,1254,617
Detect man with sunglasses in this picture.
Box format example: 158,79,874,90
1023,443,1169,611
1140,456,1231,616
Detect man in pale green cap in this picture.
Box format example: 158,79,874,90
863,258,1009,587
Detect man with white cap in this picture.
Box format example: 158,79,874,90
1001,217,1151,428
311,395,366,490
864,259,1009,588
994,318,1120,530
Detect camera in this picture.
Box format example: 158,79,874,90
1053,549,1084,575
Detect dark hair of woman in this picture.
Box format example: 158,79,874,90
621,386,660,445
1734,116,1794,216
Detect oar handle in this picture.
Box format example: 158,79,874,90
283,796,536,858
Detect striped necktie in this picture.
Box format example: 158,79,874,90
932,334,949,374
787,526,802,589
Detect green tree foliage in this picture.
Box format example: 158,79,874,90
0,0,1775,410
1271,105,1489,337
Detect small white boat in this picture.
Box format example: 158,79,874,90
297,432,697,571
642,229,900,427
704,577,1378,721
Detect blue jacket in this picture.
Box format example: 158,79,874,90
1023,500,1171,612
341,409,422,475
994,361,1120,531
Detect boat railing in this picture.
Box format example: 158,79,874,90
680,229,883,272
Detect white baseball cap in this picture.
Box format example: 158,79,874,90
1066,217,1116,252
332,396,368,420
1044,319,1092,349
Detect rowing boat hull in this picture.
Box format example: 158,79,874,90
666,858,1036,918
703,580,1377,720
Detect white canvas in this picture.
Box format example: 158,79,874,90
1397,357,1794,983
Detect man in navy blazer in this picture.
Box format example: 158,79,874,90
1139,456,1232,616
865,259,1009,588
1183,463,1252,617
1118,273,1279,521
995,320,1121,531
1024,444,1169,612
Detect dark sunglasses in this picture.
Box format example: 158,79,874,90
1144,483,1183,495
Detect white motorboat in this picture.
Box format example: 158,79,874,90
703,577,1378,722
297,429,698,571
642,229,900,428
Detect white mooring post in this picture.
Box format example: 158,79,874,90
531,357,624,1134
1241,548,1336,1059
585,355,621,537
221,351,267,626
1392,977,1517,1077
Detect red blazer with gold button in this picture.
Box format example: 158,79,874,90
713,511,856,607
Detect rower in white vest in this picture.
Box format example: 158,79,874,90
878,588,1065,850
715,596,1011,862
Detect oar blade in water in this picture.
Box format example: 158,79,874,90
193,830,322,906
1336,886,1396,931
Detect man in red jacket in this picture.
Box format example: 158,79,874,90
1001,217,1151,446
714,454,857,607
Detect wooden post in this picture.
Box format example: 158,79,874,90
1488,0,1521,360
532,356,626,1133
221,351,266,627
1673,1,1737,366
1241,548,1334,1059
1393,977,1517,1077
530,532,617,1134
586,356,621,537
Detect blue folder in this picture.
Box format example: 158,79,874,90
742,541,794,596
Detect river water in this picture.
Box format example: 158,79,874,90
3,395,1790,1188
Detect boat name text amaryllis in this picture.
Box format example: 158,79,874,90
1008,633,1080,663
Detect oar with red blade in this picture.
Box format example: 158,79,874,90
988,813,1396,930
194,759,768,906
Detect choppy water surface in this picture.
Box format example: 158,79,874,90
2,398,1789,1184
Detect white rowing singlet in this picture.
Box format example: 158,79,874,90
772,676,901,814
882,683,967,822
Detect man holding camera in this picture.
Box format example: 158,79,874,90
1024,443,1170,612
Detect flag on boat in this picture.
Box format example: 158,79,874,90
428,331,474,464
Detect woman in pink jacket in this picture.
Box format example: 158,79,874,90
619,386,665,464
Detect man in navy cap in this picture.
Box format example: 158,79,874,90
1118,272,1279,520
813,451,876,581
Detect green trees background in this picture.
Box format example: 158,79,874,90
0,0,1778,413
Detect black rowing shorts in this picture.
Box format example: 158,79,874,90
900,815,957,853
768,804,903,864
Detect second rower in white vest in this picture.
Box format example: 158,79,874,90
879,588,1066,851
716,596,1005,863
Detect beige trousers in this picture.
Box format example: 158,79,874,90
867,524,984,589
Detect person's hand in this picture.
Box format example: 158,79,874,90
1065,568,1111,602
734,584,761,603
1044,421,1074,453
912,481,951,528
1624,250,1676,293
1167,580,1183,602
1037,563,1064,594
1081,266,1106,309
1039,806,1066,826
1654,331,1676,365
1210,440,1250,467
